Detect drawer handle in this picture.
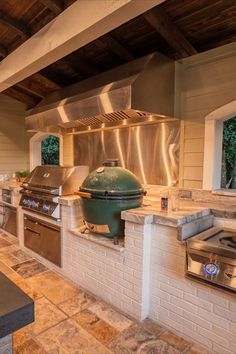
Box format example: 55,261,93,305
24,227,40,236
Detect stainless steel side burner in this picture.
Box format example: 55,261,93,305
186,227,236,293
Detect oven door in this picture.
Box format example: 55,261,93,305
3,205,17,236
24,216,61,267
0,203,5,227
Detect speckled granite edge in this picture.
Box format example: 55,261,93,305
69,228,125,253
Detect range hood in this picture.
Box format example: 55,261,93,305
26,52,176,134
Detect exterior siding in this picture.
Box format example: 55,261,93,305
0,94,28,175
178,42,236,188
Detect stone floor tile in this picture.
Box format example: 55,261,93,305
0,238,12,249
137,340,181,354
186,345,212,354
74,309,119,344
86,318,119,345
14,338,47,354
160,330,191,351
0,260,13,275
13,328,31,347
6,272,24,283
37,318,111,354
141,319,166,337
11,259,48,279
58,291,96,316
73,309,100,329
13,279,42,300
26,271,66,292
109,325,180,354
28,297,67,335
40,282,79,305
0,251,20,266
88,301,133,331
11,249,32,262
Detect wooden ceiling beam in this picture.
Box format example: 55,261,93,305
0,11,30,40
16,83,44,99
32,73,61,91
143,6,197,57
0,0,165,92
67,56,99,77
101,34,134,61
39,0,64,15
3,87,40,107
0,45,7,59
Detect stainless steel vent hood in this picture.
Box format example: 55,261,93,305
25,52,176,134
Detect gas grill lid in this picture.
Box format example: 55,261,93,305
22,165,89,195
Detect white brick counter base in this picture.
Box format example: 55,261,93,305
149,223,236,354
63,219,152,320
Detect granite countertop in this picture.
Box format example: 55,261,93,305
0,181,22,192
70,227,125,253
121,201,211,227
0,272,34,338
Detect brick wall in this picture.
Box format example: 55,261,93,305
62,204,151,320
149,223,236,354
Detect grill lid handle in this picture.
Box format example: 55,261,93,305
103,159,119,167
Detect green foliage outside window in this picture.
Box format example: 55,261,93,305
221,117,236,189
41,135,59,165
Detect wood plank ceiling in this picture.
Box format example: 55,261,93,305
0,0,235,108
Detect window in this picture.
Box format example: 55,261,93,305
203,100,236,190
41,135,59,165
221,117,236,189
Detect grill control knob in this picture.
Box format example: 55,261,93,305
203,262,219,276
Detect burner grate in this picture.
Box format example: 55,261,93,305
220,237,236,249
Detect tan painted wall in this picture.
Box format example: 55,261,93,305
178,42,236,188
0,94,29,175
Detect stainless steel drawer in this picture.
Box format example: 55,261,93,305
24,215,61,267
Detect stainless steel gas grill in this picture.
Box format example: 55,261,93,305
20,165,89,220
186,227,236,293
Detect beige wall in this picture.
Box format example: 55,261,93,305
0,94,29,175
178,42,236,188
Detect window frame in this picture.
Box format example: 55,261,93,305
203,100,236,191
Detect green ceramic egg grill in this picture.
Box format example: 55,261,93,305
78,159,145,238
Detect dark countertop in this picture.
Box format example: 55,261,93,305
0,272,34,338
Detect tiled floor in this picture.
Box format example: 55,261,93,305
0,232,211,354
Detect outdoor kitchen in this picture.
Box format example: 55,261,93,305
0,1,235,354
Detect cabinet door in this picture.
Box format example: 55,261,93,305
38,222,61,267
24,223,42,255
24,216,61,267
4,206,17,236
0,204,5,227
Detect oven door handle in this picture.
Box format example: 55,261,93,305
38,222,60,232
24,186,59,194
24,227,40,236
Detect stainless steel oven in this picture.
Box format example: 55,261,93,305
0,202,17,237
24,215,61,267
4,205,17,236
2,189,12,204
